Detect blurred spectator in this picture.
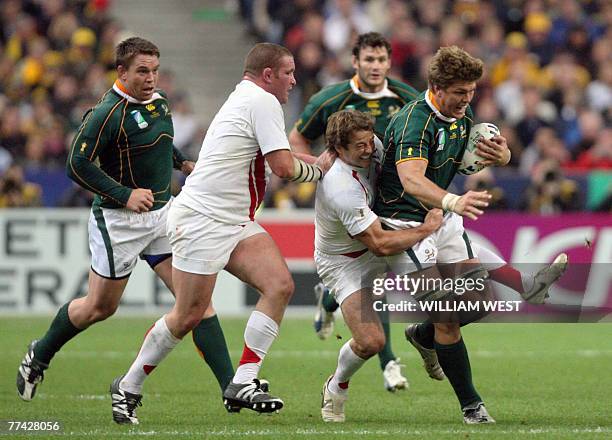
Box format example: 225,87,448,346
521,160,581,214
0,164,41,207
566,127,612,171
519,127,570,176
172,93,201,161
585,59,612,114
323,0,373,57
524,12,555,66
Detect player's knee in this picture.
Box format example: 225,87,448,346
355,331,385,358
270,275,294,302
87,301,119,323
177,310,206,336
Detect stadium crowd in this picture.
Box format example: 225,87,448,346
1,0,610,213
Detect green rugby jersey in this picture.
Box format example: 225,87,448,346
67,81,186,210
374,90,474,222
294,76,418,141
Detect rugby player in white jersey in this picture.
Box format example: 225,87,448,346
111,43,327,422
314,110,443,422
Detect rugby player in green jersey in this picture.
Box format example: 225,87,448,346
375,45,501,423
17,38,235,409
290,32,418,391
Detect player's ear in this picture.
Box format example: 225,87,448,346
117,64,128,82
262,67,273,84
351,55,359,70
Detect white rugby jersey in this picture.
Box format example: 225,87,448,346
177,80,291,224
315,139,382,255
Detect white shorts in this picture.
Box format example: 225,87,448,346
168,203,267,275
88,202,172,279
382,212,475,275
314,249,388,305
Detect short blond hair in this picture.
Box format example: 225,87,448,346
428,46,484,89
325,110,374,153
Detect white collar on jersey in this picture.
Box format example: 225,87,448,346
424,89,457,123
336,157,369,175
349,76,399,100
112,81,163,104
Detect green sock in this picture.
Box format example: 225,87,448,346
192,315,234,392
321,288,339,313
378,308,396,369
434,338,482,409
33,302,83,365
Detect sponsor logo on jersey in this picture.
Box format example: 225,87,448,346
146,104,156,111
130,110,148,129
460,124,467,139
450,122,457,130
367,100,380,108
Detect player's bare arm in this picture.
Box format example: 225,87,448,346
475,135,510,167
288,127,313,155
397,159,491,220
355,208,443,256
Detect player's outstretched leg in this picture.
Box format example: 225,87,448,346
521,253,568,304
110,375,143,425
476,246,568,304
313,283,336,339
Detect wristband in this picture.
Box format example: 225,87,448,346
441,193,461,212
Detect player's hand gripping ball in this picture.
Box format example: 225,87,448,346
458,122,500,175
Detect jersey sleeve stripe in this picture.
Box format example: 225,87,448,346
396,157,429,165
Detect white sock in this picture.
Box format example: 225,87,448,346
474,244,506,270
120,316,180,394
328,340,366,395
233,311,279,384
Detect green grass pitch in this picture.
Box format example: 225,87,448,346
2,317,611,439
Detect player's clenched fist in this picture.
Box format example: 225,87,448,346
126,188,154,213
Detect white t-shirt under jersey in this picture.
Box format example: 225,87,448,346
177,80,291,224
314,140,382,255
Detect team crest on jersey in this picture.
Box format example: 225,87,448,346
130,110,148,129
436,128,447,152
460,124,467,138
80,142,87,152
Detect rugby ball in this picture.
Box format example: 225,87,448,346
458,122,500,175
